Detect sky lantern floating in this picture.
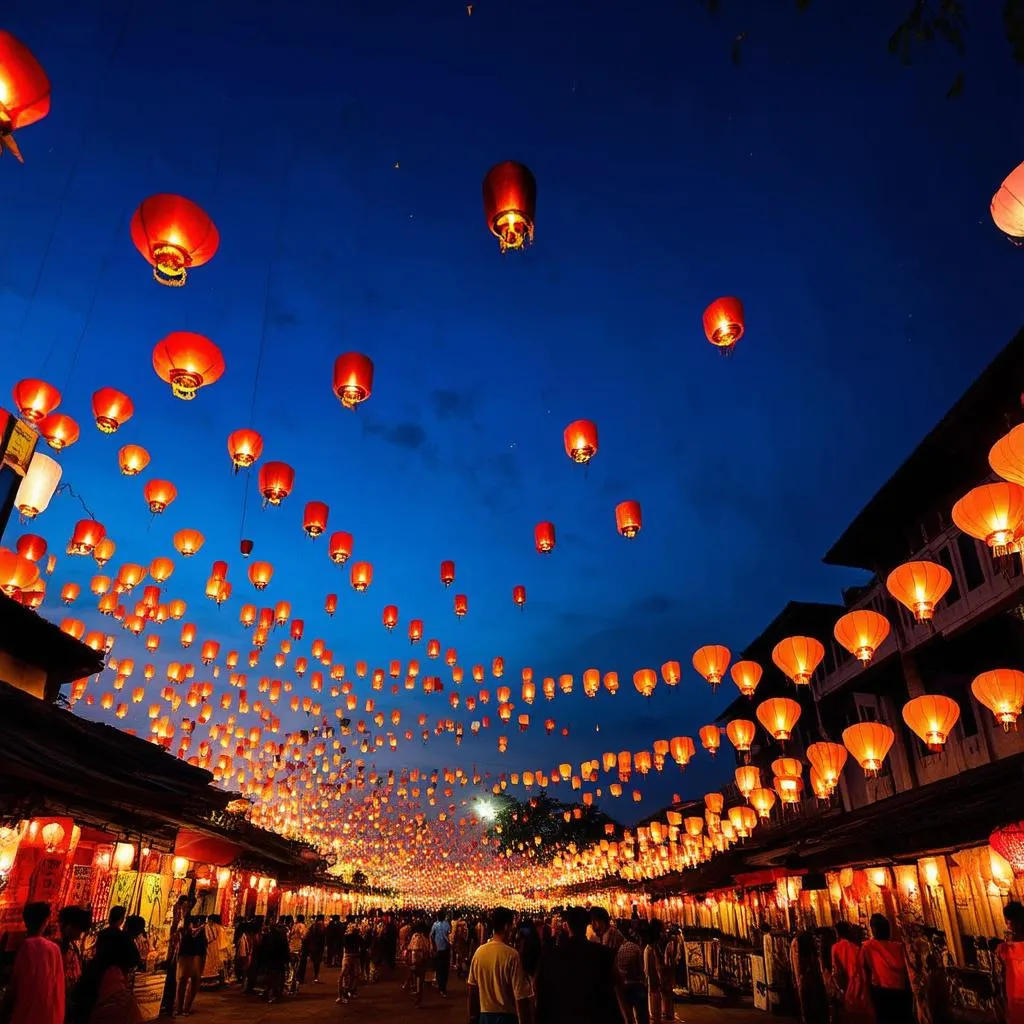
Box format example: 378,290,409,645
805,742,847,794
350,562,373,592
563,419,598,464
325,593,337,615
615,501,642,539
152,333,225,400
0,32,51,161
258,461,294,506
482,160,536,252
692,645,730,691
971,669,1024,730
699,724,721,757
383,605,398,631
534,522,556,554
750,787,776,820
332,353,374,409
248,561,273,590
725,719,756,756
173,529,204,557
427,639,440,658
886,560,953,623
12,379,60,423
91,388,133,433
512,585,526,610
130,194,219,287
953,482,1024,557
756,696,802,743
903,694,960,751
842,721,895,777
409,619,424,644
303,501,329,538
15,534,46,563
180,623,196,648
730,660,762,699
67,519,105,556
227,428,263,471
117,444,149,477
702,296,745,354
329,531,353,565
771,636,824,686
167,599,185,619
734,765,760,800
991,160,1024,241
15,453,60,518
0,551,39,596
582,669,600,697
454,594,468,618
833,610,890,664
670,736,695,768
633,669,657,698
37,412,79,451
440,560,455,587
143,479,177,515
92,538,115,566
660,661,682,687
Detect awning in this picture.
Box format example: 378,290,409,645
174,829,242,867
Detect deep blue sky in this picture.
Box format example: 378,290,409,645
2,0,1021,822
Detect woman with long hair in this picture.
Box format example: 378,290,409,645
68,937,143,1024
790,929,829,1024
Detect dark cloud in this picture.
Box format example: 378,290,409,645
365,420,427,450
430,389,475,421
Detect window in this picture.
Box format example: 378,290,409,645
938,547,962,604
956,534,986,591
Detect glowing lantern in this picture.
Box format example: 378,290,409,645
633,669,657,698
180,623,196,648
670,736,695,767
130,194,219,287
772,636,824,686
583,668,600,697
0,32,51,161
350,562,373,592
660,661,681,687
12,379,60,423
699,725,721,756
440,560,455,587
952,482,1024,556
756,697,802,742
152,332,225,400
409,619,423,644
730,660,762,699
990,822,1024,877
91,388,133,433
93,538,116,567
971,669,1024,730
725,719,756,755
328,531,354,565
68,519,105,556
513,585,526,609
534,522,556,554
833,610,890,664
806,742,847,792
383,605,398,631
691,645,730,691
728,805,757,838
990,424,1024,488
735,765,761,799
886,560,952,623
240,539,253,558
0,551,38,595
248,562,273,590
332,353,374,409
903,694,960,751
258,461,294,505
750,788,776,819
117,445,149,476
702,296,745,353
991,161,1024,241
615,501,642,539
303,501,328,538
223,428,263,470
427,639,440,658
482,160,536,251
15,535,45,563
454,594,468,618
325,593,337,616
59,582,79,605
201,640,219,665
37,412,79,451
143,479,177,514
173,529,204,557
842,722,895,777
604,671,619,695
563,419,598,464
15,453,60,518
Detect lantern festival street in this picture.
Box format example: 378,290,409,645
1,3,1024,1024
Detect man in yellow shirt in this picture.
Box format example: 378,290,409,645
467,908,535,1024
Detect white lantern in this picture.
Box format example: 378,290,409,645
15,452,62,518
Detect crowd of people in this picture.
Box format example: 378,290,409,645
2,897,1024,1023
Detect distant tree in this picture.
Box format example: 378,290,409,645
701,0,1024,97
484,791,618,864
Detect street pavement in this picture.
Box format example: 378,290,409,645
186,965,769,1023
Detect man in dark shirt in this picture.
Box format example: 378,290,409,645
325,915,344,967
175,918,208,1016
95,905,142,972
535,906,629,1024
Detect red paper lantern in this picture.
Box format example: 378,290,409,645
258,461,295,505
702,297,745,353
303,501,329,538
482,161,536,252
0,32,51,162
329,531,353,564
513,585,526,609
38,412,79,451
92,387,134,434
564,419,598,464
615,500,642,539
152,332,225,400
440,560,455,587
990,822,1024,876
333,353,374,409
12,378,60,423
454,594,468,618
534,522,556,554
130,194,220,287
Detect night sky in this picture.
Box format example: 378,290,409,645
2,0,1021,822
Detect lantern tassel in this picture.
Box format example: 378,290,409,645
0,131,24,163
